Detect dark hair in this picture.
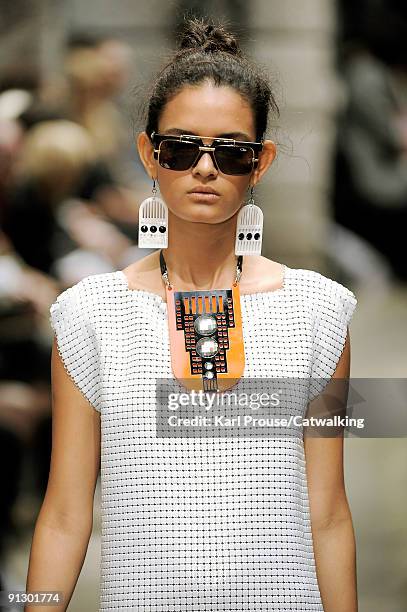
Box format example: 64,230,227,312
144,17,279,141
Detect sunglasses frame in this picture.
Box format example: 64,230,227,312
150,132,264,175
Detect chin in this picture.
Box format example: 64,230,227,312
179,213,228,226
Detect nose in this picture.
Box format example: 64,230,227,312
191,149,218,179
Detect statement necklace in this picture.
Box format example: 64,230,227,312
160,250,245,393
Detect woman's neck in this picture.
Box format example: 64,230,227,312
163,214,240,290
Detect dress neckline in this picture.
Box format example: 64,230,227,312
116,263,290,306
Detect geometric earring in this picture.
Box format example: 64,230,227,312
138,178,168,249
234,185,264,255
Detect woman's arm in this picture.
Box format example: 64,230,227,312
25,338,101,612
304,330,358,612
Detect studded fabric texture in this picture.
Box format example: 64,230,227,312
49,265,357,611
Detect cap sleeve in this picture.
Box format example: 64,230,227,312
309,275,357,402
49,281,101,413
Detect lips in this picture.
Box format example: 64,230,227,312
188,186,220,196
187,191,220,203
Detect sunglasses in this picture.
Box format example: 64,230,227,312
151,132,263,176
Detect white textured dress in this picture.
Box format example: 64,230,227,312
49,264,357,611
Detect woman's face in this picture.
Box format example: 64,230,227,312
138,82,276,225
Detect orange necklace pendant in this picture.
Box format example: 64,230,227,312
161,251,245,393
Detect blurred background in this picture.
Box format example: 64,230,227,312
0,1,406,610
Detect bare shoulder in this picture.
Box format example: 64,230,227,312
240,255,285,294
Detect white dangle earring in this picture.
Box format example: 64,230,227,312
138,178,168,249
234,185,264,255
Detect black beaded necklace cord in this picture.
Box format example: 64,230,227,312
159,250,243,289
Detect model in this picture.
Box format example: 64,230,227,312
26,17,358,612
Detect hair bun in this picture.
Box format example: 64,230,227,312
177,17,240,56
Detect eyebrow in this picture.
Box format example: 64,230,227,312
160,128,253,141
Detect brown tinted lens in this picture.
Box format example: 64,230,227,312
159,140,199,170
215,145,254,175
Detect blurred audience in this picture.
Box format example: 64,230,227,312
43,33,134,176
2,120,141,284
0,84,144,569
0,30,146,588
63,46,127,161
333,1,407,281
0,118,58,577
